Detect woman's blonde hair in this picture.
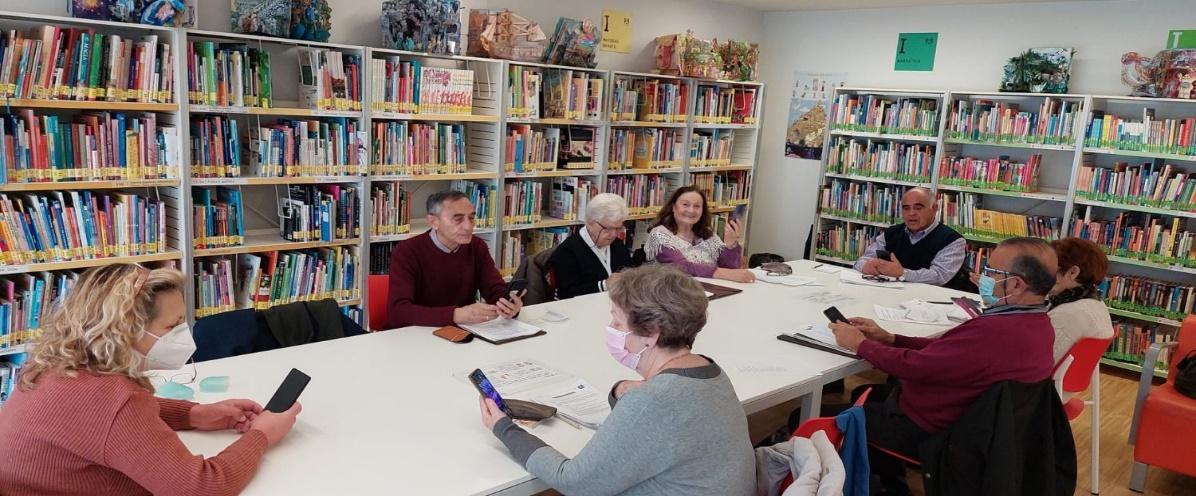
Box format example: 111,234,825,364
19,264,184,391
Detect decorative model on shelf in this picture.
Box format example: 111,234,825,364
543,18,601,69
716,39,759,82
232,0,291,38
999,47,1074,94
71,0,193,27
654,31,722,79
289,0,331,42
1122,49,1196,99
468,9,547,63
381,0,462,55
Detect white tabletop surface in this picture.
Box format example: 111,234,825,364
175,260,970,495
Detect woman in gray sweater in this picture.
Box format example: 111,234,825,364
478,265,756,496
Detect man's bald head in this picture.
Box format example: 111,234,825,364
900,187,937,232
993,237,1058,297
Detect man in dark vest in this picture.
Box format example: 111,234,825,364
854,187,968,288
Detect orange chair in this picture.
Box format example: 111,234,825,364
366,274,389,331
1052,332,1117,495
1129,315,1196,492
778,388,872,491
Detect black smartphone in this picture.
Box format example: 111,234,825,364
505,278,528,297
875,249,892,261
264,368,310,413
469,368,512,415
823,306,849,324
731,204,748,221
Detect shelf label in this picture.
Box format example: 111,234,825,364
895,33,938,72
0,265,30,274
1167,30,1196,49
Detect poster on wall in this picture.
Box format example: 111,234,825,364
600,9,632,53
894,32,938,71
785,71,845,160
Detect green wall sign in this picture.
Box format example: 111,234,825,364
895,32,938,72
1167,30,1196,49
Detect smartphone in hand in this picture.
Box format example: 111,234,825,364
264,368,311,413
504,278,528,298
823,306,849,324
730,204,749,221
469,368,512,415
875,249,892,261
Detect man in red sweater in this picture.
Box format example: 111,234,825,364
385,190,523,329
831,237,1058,495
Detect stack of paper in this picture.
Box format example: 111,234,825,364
783,323,858,357
839,269,905,289
476,359,612,430
462,318,543,344
873,299,970,325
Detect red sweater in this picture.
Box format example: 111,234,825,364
386,231,506,328
857,308,1055,433
0,371,268,496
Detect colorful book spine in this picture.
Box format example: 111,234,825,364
820,179,906,224
192,186,244,249
370,182,410,236
938,191,1061,240
278,184,360,243
189,115,240,178
1103,319,1176,372
694,84,737,124
605,175,666,215
630,128,685,169
1075,161,1196,211
826,137,934,181
0,191,167,265
187,42,270,108
503,180,544,225
548,177,596,221
947,97,1077,144
451,180,496,228
297,48,362,112
692,171,751,207
1101,275,1196,322
0,270,79,348
612,77,687,123
506,66,540,119
608,128,637,170
504,125,560,173
937,154,1042,192
690,130,734,168
1,111,177,183
1086,109,1196,156
370,121,466,176
829,95,939,136
249,118,366,177
194,246,359,318
1069,207,1196,268
499,227,571,276
816,224,881,261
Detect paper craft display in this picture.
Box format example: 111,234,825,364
1000,47,1074,94
717,39,759,82
381,0,462,54
72,0,192,27
289,0,331,42
1122,49,1196,99
468,9,548,63
543,18,601,68
654,31,722,79
232,0,291,37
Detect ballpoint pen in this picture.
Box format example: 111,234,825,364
812,263,824,269
555,413,584,430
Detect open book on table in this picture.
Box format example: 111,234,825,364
777,323,858,358
461,317,546,344
478,359,612,430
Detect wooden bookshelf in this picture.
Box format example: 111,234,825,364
0,179,180,191
3,99,177,112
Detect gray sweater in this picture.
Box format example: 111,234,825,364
491,360,755,496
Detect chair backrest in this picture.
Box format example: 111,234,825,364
1169,315,1196,382
1055,331,1117,394
367,274,389,331
789,387,873,449
192,309,273,362
516,247,556,305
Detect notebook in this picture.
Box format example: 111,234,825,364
777,323,858,358
462,318,546,344
700,281,742,300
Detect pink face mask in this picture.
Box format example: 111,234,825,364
606,326,649,370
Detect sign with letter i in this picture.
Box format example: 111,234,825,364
1167,30,1196,49
894,32,938,72
600,9,633,53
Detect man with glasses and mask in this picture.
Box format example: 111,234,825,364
829,237,1058,495
548,193,637,299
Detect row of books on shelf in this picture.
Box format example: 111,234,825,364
690,130,734,167
507,67,603,121
826,137,934,182
187,41,270,108
194,247,359,318
0,360,25,407
815,223,878,261
2,110,178,183
691,171,751,207
0,270,76,349
608,128,684,170
503,180,543,226
498,227,572,276
549,177,597,222
369,58,474,115
368,242,395,275
297,48,362,112
695,84,758,125
279,185,361,243
610,78,687,122
1069,208,1196,268
369,121,465,176
947,98,1079,145
606,175,668,215
1104,320,1175,373
1,27,174,103
191,116,368,178
0,191,168,265
937,154,1042,193
1101,274,1196,321
1086,109,1196,157
505,125,564,173
455,180,497,228
193,187,243,249
1074,161,1196,211
939,192,1062,240
820,179,908,224
829,95,939,136
370,182,411,237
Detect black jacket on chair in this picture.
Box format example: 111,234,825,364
918,379,1077,496
547,232,633,299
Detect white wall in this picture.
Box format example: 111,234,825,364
751,0,1196,260
1,0,763,72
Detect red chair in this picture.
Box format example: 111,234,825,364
1129,315,1196,492
778,388,872,491
366,274,389,331
1052,332,1117,495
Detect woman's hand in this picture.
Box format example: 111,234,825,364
190,399,262,432
249,403,302,448
714,268,756,283
723,218,743,247
479,396,508,430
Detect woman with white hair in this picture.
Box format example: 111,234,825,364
548,193,637,299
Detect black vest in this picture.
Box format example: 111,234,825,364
883,223,975,292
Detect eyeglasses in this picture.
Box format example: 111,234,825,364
596,222,627,235
761,262,792,276
982,265,1023,279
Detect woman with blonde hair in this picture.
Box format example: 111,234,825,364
0,263,302,496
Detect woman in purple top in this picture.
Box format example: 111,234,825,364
644,186,756,283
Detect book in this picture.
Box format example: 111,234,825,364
1069,206,1196,269
630,128,684,169
694,84,737,124
937,154,1042,192
939,192,1061,241
452,180,497,228
248,118,366,177
277,184,359,242
503,180,544,226
507,66,541,119
370,121,466,176
946,97,1078,145
548,177,596,221
194,246,359,317
370,182,411,236
0,191,167,265
297,48,361,111
187,42,270,108
816,223,881,261
826,136,933,182
190,115,240,178
1074,161,1196,211
505,125,561,173
605,175,666,215
461,317,545,344
1085,109,1196,157
0,111,177,184
0,270,79,348
820,179,906,224
830,94,939,136
690,130,734,168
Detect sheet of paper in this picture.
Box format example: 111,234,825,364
480,359,564,392
750,268,818,287
789,323,858,356
798,290,854,305
533,379,612,429
813,264,841,273
839,269,905,289
463,317,542,342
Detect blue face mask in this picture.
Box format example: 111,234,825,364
978,274,1010,306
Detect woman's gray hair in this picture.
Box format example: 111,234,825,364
585,193,629,224
608,265,707,349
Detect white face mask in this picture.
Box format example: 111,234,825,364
142,323,196,371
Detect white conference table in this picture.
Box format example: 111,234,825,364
176,259,969,495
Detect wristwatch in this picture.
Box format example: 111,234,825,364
898,269,908,282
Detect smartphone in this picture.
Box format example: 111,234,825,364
823,306,849,324
505,278,528,297
264,368,311,413
469,368,512,415
731,204,749,221
875,249,892,261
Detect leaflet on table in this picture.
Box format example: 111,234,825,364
813,264,840,274
531,379,611,429
874,299,970,325
785,323,858,356
476,359,612,429
462,317,543,343
750,268,818,287
482,359,566,392
839,269,905,289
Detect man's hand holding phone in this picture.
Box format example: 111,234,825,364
497,278,528,319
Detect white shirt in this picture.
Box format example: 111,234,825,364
580,226,611,275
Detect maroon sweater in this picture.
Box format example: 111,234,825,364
857,306,1055,433
385,231,506,328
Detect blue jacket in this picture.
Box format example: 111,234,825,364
835,405,870,496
